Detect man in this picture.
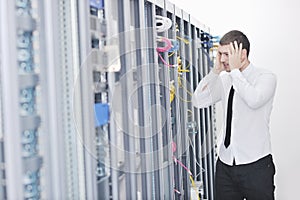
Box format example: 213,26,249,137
192,30,277,200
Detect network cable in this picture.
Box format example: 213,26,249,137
156,36,172,52
156,36,178,67
155,15,172,33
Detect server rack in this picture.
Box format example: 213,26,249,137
0,0,218,199
1,1,44,199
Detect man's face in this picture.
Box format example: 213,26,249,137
218,44,231,72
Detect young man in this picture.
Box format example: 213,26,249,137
192,30,277,200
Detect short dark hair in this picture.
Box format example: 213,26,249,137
219,30,250,57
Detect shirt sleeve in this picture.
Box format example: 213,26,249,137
230,69,277,109
192,70,222,108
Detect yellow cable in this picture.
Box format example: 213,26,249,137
177,56,190,72
185,63,190,69
176,36,190,44
178,76,182,87
175,23,179,32
177,56,182,68
168,51,175,57
178,69,190,73
178,77,193,96
177,95,191,103
187,109,193,117
170,81,175,103
190,176,200,200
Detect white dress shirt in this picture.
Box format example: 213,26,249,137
192,63,277,165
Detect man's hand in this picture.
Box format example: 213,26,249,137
229,41,243,71
213,50,224,74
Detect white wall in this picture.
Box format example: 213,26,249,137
169,0,300,199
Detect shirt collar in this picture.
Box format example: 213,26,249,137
241,63,253,77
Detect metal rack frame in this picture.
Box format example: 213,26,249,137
0,0,217,199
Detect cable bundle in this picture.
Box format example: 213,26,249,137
168,39,179,52
156,15,172,32
156,36,172,52
156,36,178,67
201,32,220,49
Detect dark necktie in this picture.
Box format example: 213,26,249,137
224,86,235,148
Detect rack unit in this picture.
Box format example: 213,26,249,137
0,0,218,199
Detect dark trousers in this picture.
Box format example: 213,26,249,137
215,154,276,200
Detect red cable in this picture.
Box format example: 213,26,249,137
157,53,177,67
156,37,172,52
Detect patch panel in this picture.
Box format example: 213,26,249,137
20,87,36,103
0,0,43,199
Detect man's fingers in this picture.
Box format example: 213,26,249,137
234,41,239,51
239,42,243,55
229,42,234,55
239,42,243,51
231,41,243,56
